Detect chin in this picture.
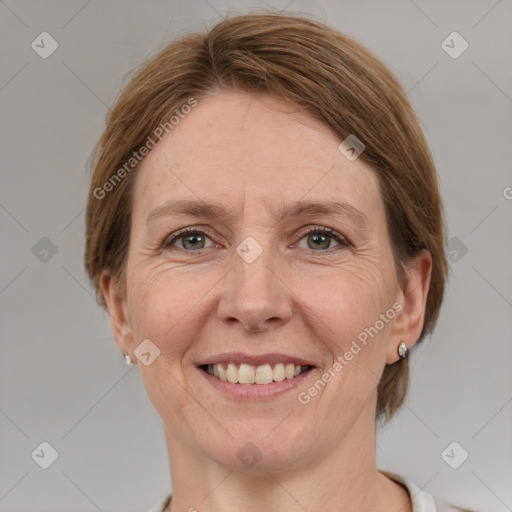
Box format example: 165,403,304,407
193,418,319,474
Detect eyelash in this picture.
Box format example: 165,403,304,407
160,225,350,254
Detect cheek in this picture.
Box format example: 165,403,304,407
294,260,394,403
125,268,205,424
126,261,214,359
299,277,393,421
305,263,389,340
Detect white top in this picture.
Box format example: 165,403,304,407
147,472,462,512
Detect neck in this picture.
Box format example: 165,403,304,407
162,399,411,512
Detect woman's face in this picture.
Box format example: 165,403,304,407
105,90,427,471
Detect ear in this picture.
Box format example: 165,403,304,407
387,249,432,364
99,270,135,358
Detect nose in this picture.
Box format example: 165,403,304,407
217,239,293,333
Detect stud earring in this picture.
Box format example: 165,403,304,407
397,341,408,360
124,352,134,366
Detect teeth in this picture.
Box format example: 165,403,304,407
218,365,228,382
226,363,238,383
273,363,285,382
238,363,255,384
206,362,308,384
255,364,273,385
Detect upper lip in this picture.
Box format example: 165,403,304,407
196,352,316,367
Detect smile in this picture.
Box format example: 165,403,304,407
201,362,313,385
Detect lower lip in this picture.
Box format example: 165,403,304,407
198,367,315,399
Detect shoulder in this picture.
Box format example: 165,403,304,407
380,470,470,512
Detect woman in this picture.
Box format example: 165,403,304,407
84,12,470,512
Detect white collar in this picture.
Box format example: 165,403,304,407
381,470,437,511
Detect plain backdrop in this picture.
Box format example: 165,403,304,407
1,1,511,511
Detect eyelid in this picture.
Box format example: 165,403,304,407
295,225,349,244
161,226,217,249
161,224,351,251
292,226,351,253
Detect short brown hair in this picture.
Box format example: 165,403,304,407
85,12,448,421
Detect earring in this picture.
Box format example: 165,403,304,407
397,341,408,360
124,352,134,366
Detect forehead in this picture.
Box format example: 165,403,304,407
132,90,384,223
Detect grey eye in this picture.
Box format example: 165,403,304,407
164,230,214,250
296,228,346,251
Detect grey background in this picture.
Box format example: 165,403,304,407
1,0,511,511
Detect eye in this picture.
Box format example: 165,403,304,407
162,228,216,251
295,226,349,252
161,225,349,253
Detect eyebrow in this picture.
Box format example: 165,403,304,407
145,198,370,229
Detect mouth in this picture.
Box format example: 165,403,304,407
195,353,317,399
199,362,314,385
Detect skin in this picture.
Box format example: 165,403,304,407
101,89,432,512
